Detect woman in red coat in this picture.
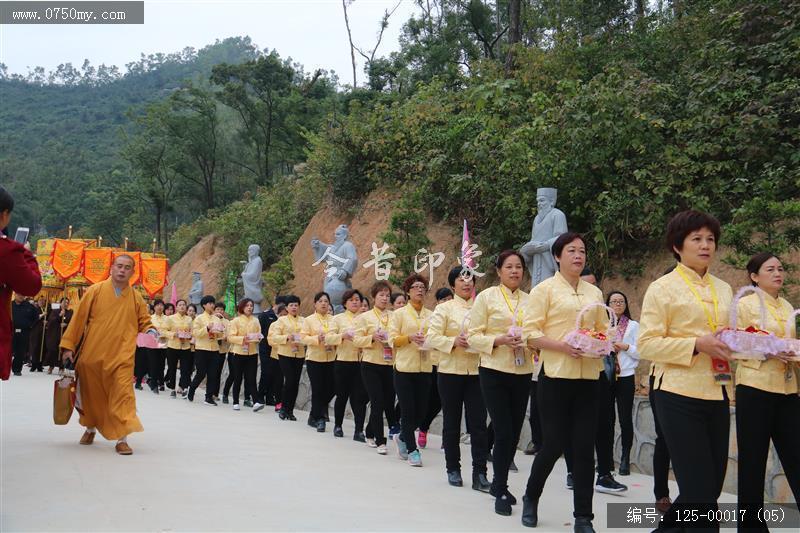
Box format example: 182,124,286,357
0,186,42,380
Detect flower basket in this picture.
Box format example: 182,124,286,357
780,309,800,361
564,302,617,358
719,287,782,360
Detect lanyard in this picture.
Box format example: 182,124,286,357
499,285,522,326
406,304,426,331
288,315,300,333
315,313,331,333
676,265,719,332
373,308,389,328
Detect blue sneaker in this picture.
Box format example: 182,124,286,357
408,449,422,467
394,434,408,460
388,425,401,438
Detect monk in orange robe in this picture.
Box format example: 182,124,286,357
61,255,155,455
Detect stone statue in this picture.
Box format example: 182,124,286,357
520,187,569,287
311,224,358,314
189,272,203,307
242,244,264,313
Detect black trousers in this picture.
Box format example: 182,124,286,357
480,367,530,492
232,355,258,405
439,372,488,474
420,365,441,432
649,374,671,500
362,362,396,446
11,330,31,374
221,353,234,398
134,347,149,385
394,370,431,453
736,385,800,531
278,356,304,415
257,354,283,405
306,360,335,421
655,388,729,532
527,373,600,520
165,348,182,390
564,372,614,476
189,349,221,402
334,361,367,431
529,380,543,447
147,348,166,389
178,351,194,391
610,375,635,459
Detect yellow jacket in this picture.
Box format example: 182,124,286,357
736,291,797,394
333,310,362,362
150,313,170,349
427,295,479,375
267,315,305,358
355,308,394,366
389,303,433,373
526,272,607,380
639,264,733,400
468,284,534,375
302,313,339,363
165,313,193,351
192,311,225,352
227,315,262,356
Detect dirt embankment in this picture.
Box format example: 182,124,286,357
167,234,227,303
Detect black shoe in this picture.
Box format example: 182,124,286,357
353,431,366,443
316,419,326,432
159,384,165,391
509,460,518,472
522,495,538,527
135,383,143,390
524,441,541,456
619,455,631,476
12,371,21,376
243,400,253,408
323,413,330,422
308,414,317,428
595,474,627,493
279,410,288,420
204,398,218,406
333,426,344,438
495,493,513,516
472,472,491,493
447,471,463,487
287,413,297,421
574,517,595,533
187,390,195,402
150,387,159,394
566,472,574,490
222,396,229,405
489,486,517,505
170,390,177,398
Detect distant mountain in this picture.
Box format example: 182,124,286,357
0,36,259,236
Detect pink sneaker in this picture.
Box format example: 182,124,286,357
275,402,283,412
418,431,427,449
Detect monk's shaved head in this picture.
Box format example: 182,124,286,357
114,254,135,267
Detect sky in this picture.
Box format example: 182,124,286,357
0,0,418,86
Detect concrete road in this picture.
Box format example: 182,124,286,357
1,372,732,532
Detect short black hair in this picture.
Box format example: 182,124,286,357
665,210,721,262
153,299,165,308
313,291,331,304
746,252,780,286
284,294,300,305
200,295,215,307
606,291,632,320
164,303,175,313
341,289,363,304
495,250,526,270
435,287,454,301
0,186,14,213
552,232,584,259
214,302,225,311
370,281,392,298
390,292,405,305
447,266,464,288
187,304,197,313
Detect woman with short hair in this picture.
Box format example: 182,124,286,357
227,298,265,412
267,295,305,421
332,289,368,441
302,292,338,432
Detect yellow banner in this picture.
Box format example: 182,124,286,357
83,248,113,285
140,258,169,298
51,239,86,280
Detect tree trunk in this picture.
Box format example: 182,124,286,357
504,0,521,75
342,0,358,88
154,204,162,249
635,0,645,18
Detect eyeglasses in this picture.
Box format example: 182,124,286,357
410,283,427,290
609,300,625,305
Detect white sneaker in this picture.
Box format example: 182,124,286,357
253,403,265,412
377,444,388,455
233,404,241,411
366,438,377,448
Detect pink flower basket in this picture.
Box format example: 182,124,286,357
564,302,618,358
780,309,800,361
718,286,783,360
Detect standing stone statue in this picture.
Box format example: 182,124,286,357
311,224,358,314
188,272,203,307
520,187,569,287
242,244,264,313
